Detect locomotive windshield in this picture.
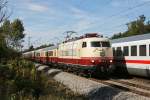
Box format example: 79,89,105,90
101,41,110,47
91,41,101,47
91,41,110,47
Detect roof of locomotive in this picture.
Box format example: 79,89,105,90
62,33,106,43
59,37,109,45
111,33,150,43
60,33,109,45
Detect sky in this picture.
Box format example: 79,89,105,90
8,0,150,49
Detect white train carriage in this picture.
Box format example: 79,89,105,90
111,33,150,77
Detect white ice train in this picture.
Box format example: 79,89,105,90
111,33,150,77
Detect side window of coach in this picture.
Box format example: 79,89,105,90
116,47,122,56
82,42,87,48
139,45,146,56
123,46,129,56
131,45,137,56
149,45,150,56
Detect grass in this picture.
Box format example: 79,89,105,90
39,78,86,100
0,59,86,100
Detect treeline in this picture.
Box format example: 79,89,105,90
0,19,24,62
111,15,150,39
0,18,53,100
0,1,47,99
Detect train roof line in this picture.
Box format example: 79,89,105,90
62,33,103,43
111,33,150,43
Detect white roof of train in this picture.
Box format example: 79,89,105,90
111,33,150,43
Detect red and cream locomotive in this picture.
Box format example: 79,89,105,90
23,33,113,76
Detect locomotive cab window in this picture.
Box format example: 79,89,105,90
139,45,146,56
131,46,137,56
91,41,101,47
113,48,116,56
101,41,110,47
123,46,129,56
82,42,87,48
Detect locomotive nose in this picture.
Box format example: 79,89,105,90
94,48,106,56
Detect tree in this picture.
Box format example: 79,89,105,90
111,15,150,39
0,19,25,62
0,0,9,23
10,19,25,49
1,19,25,48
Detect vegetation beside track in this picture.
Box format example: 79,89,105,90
0,59,86,100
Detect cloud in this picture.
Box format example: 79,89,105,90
28,3,48,12
70,6,92,20
69,7,100,32
111,1,121,7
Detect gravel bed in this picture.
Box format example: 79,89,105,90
35,64,150,100
52,71,149,100
37,65,48,71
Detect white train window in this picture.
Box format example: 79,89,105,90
139,45,146,56
149,45,150,56
82,42,87,48
123,46,129,56
131,46,137,56
116,47,122,56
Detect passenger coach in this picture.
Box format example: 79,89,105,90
111,33,150,77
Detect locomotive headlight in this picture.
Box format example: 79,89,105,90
110,60,113,63
91,60,95,63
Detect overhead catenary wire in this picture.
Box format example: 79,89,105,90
100,15,150,36
88,0,150,30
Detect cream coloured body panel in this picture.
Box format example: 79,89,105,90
58,37,113,59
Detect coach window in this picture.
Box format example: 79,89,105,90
48,51,53,56
149,45,150,56
139,45,146,56
116,47,122,56
82,42,87,48
123,46,129,56
45,52,48,57
131,46,137,56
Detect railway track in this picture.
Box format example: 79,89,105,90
36,63,150,97
90,78,150,98
131,77,150,84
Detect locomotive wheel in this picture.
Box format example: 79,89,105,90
94,65,110,78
